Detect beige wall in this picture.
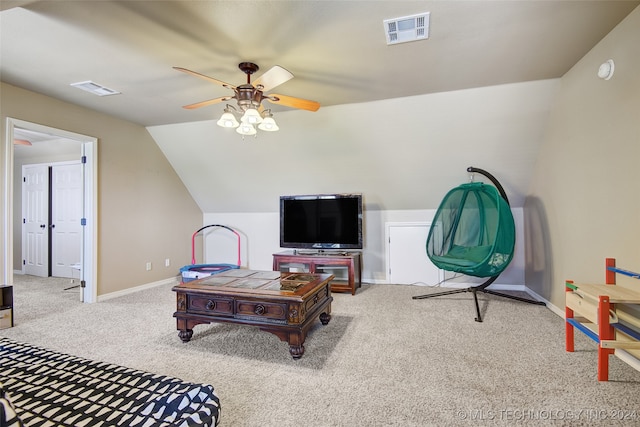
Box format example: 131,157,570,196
1,82,202,296
524,7,640,308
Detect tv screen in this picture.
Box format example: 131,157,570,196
280,194,363,250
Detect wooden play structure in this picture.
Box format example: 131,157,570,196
565,258,640,381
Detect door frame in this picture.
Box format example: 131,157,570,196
3,118,98,303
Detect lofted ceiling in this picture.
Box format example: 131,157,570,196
1,1,638,127
2,1,638,213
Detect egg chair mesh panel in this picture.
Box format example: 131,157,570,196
427,182,515,278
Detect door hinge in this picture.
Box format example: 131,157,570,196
81,155,87,164
80,280,86,288
81,218,87,226
23,259,26,265
23,177,26,182
23,218,26,224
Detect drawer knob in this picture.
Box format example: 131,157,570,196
254,304,266,315
205,300,216,311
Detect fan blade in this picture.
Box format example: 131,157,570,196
182,96,234,110
266,94,320,112
253,66,294,92
173,67,235,90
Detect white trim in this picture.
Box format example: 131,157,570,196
3,118,98,303
81,136,98,303
615,350,640,373
523,287,564,318
97,277,179,302
3,120,15,286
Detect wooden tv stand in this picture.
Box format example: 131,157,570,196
273,251,362,295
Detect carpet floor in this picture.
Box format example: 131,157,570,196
2,275,640,426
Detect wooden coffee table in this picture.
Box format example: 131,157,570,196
172,269,333,359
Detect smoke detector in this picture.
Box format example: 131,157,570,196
383,12,430,45
597,59,615,80
70,80,120,96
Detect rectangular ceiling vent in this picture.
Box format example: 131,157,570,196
70,81,120,97
383,12,430,45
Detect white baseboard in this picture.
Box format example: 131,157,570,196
97,276,179,302
523,287,563,318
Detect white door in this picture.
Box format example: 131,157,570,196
386,222,443,285
23,165,49,277
51,163,82,278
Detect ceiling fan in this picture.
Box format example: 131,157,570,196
174,62,320,136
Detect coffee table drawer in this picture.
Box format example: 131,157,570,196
305,286,330,312
236,300,287,321
188,295,233,314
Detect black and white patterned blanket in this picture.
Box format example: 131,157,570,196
0,338,220,426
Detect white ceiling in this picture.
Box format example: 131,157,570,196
12,127,81,161
1,1,638,127
2,1,638,213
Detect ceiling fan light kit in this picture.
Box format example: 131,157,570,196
175,62,319,138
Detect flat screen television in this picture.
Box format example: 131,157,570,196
280,194,363,250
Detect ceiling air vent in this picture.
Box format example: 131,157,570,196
70,81,120,96
383,12,430,45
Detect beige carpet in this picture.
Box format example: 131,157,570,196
2,275,640,426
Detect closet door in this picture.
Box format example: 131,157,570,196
23,165,49,277
386,222,443,285
51,163,82,278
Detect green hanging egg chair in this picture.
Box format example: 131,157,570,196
427,181,515,277
413,167,544,322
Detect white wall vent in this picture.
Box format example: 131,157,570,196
70,81,120,96
383,12,430,45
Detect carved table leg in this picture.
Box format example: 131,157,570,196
178,329,193,342
287,330,306,360
289,343,305,359
320,312,331,325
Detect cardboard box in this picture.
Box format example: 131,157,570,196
0,308,12,329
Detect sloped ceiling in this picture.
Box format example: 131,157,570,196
2,1,638,212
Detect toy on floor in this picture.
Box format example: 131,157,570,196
565,258,640,381
180,224,241,283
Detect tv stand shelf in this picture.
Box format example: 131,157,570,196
273,251,362,295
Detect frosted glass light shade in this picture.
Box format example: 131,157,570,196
236,123,257,136
241,108,263,124
258,117,279,131
217,112,239,128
